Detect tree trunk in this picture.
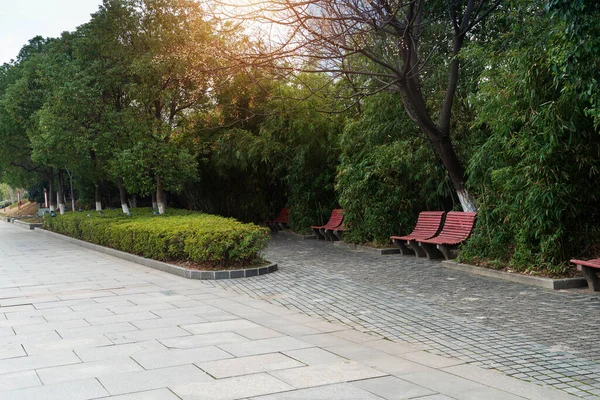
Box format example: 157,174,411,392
156,176,165,215
151,190,157,211
431,136,477,212
57,169,65,215
95,184,102,211
48,168,56,211
68,170,75,212
117,178,129,214
128,196,137,209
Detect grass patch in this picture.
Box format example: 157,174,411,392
43,208,270,269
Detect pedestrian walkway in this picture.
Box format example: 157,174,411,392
210,234,600,399
0,222,585,399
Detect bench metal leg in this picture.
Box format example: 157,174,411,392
581,266,600,291
312,228,326,240
437,245,455,260
324,229,337,242
392,239,415,256
419,242,444,260
334,230,343,241
407,240,427,258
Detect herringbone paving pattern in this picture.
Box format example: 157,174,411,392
208,234,600,399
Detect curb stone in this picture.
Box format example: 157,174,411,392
33,227,277,280
11,219,42,230
276,230,317,240
333,241,400,255
441,260,586,290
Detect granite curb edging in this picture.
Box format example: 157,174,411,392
33,227,277,280
275,230,317,240
441,260,587,290
333,240,400,255
11,219,42,230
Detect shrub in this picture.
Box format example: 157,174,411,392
43,208,270,267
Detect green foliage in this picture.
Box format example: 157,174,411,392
43,208,269,266
461,5,600,273
336,93,453,245
27,182,46,204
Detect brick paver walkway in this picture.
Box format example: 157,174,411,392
207,233,600,399
0,222,587,399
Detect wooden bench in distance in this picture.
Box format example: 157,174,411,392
390,211,445,257
311,209,343,241
266,208,290,232
416,212,477,260
570,258,600,291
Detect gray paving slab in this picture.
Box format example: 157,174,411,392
97,388,182,400
0,378,109,400
250,382,384,399
36,357,143,384
198,353,304,379
98,364,212,395
351,376,437,399
130,345,234,369
0,370,41,392
268,360,387,388
170,373,294,399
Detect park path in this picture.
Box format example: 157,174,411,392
210,233,600,399
0,222,587,400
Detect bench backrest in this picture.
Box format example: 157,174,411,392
276,208,290,223
436,212,477,241
323,209,344,230
409,211,445,239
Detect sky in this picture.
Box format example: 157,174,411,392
0,0,103,64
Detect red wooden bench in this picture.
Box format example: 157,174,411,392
266,208,290,232
390,211,445,257
415,212,477,260
311,209,343,241
570,258,600,291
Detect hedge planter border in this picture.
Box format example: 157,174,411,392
34,228,277,280
441,261,586,290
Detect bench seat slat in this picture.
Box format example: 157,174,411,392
571,258,600,269
390,211,445,242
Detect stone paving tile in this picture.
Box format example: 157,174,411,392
269,360,387,389
0,378,109,400
218,336,313,357
0,370,42,392
131,345,234,369
250,382,384,399
204,235,600,398
180,319,260,335
351,376,437,399
98,364,212,395
283,347,346,366
199,353,304,379
170,373,294,399
0,350,81,375
23,335,113,355
97,388,182,400
36,357,143,384
159,331,249,349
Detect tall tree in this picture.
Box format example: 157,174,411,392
208,0,504,211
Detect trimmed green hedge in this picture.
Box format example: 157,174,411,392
43,208,269,267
